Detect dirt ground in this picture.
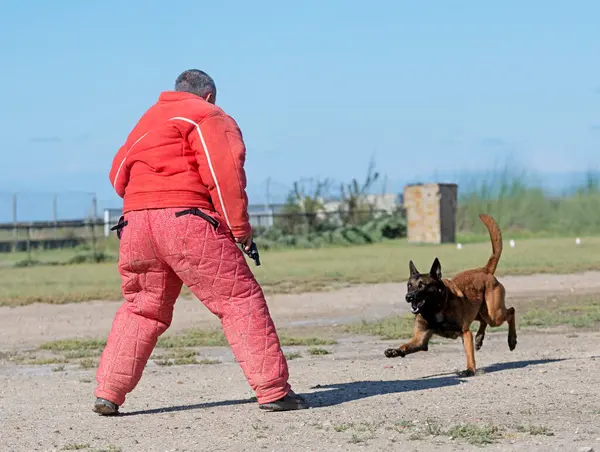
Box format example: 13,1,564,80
1,272,600,451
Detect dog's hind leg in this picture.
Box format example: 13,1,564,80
475,320,487,351
506,307,517,351
484,281,517,351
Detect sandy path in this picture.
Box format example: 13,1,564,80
1,272,600,451
1,331,599,451
1,271,600,348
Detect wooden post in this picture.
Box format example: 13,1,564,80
91,194,98,262
11,193,17,252
26,225,32,264
52,193,58,239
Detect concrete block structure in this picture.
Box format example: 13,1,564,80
403,183,458,244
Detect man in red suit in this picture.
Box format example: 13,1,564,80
94,69,308,414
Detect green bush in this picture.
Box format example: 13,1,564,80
255,213,407,250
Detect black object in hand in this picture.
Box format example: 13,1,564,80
244,241,261,266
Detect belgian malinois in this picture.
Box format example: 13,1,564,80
384,214,517,376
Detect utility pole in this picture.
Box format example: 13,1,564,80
265,177,271,210
265,177,272,228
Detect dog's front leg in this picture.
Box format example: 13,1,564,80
385,329,433,358
459,330,477,377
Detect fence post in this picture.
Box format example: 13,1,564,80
52,193,58,239
91,194,98,262
26,224,32,264
103,209,110,237
12,193,17,252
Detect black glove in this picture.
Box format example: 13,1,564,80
243,241,261,266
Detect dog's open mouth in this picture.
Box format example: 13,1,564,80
411,300,425,314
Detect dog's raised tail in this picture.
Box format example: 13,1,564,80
479,214,503,274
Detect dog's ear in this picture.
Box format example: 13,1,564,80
409,260,419,277
429,258,442,280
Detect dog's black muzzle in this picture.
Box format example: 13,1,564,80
406,291,425,314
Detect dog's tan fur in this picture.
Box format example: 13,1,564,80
384,214,517,376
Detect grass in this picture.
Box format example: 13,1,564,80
156,329,227,348
151,349,219,366
346,315,414,340
79,358,97,369
285,352,302,360
40,338,106,352
62,445,90,451
1,234,600,306
402,420,502,445
457,167,600,236
28,357,69,365
394,420,413,431
280,336,336,346
446,424,502,445
23,331,335,369
16,293,599,369
516,425,554,436
345,294,600,341
334,423,353,432
520,299,600,329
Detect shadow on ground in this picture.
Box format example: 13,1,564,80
308,358,565,408
119,358,564,415
120,398,255,416
416,358,567,380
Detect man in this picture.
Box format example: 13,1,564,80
94,69,308,414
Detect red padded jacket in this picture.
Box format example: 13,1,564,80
109,91,251,238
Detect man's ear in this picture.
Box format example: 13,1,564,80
409,260,419,277
204,92,215,104
429,258,442,280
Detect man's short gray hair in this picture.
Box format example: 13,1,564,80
174,69,216,99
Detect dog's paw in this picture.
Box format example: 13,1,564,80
508,336,517,351
475,339,484,351
384,348,404,358
457,368,476,378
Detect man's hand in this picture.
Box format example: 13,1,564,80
236,235,261,266
235,235,253,252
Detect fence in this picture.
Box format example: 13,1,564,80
100,205,287,237
0,192,102,223
0,218,105,265
0,207,397,256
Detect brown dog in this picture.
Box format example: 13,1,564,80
384,214,517,376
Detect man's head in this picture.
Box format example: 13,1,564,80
174,69,217,104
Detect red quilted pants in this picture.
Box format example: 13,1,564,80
95,208,291,406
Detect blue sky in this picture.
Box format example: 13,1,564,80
0,1,599,219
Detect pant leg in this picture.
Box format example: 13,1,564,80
157,208,291,404
95,210,183,406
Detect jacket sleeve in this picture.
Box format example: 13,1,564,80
109,141,130,198
109,129,149,198
188,112,252,238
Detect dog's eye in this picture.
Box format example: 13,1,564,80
407,283,412,289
